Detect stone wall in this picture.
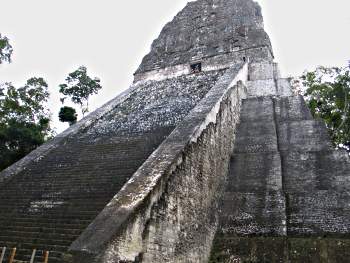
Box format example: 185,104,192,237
69,63,248,263
134,46,272,84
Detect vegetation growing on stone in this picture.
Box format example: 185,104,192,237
296,64,350,151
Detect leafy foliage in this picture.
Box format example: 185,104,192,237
0,33,13,64
59,66,102,116
0,78,52,171
58,106,77,125
298,65,350,150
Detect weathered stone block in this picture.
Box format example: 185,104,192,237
277,120,333,152
288,191,350,236
274,95,313,122
219,191,287,236
239,97,274,123
276,78,293,97
282,151,350,193
233,120,278,153
248,62,275,81
227,153,282,192
247,79,276,97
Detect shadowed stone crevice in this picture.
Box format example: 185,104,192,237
272,97,291,238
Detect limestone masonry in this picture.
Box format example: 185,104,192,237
0,0,349,262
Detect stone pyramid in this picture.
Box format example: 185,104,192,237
0,0,349,262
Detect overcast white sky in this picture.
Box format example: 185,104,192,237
0,0,349,133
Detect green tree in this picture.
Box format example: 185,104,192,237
59,66,102,116
0,33,13,64
59,106,77,126
298,64,350,151
0,78,52,171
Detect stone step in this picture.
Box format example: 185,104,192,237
0,187,120,194
287,191,350,236
0,222,86,231
240,97,274,123
2,226,82,235
0,238,73,250
0,229,79,239
248,62,276,81
0,186,120,195
228,152,282,192
277,119,333,152
0,217,94,226
0,196,112,203
0,215,97,224
247,79,277,98
0,192,116,199
0,235,74,246
233,120,278,153
14,166,143,177
14,167,139,176
0,199,108,208
0,208,104,216
274,95,313,122
276,78,293,97
282,150,350,193
210,237,350,263
218,191,287,236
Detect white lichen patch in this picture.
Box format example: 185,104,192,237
28,200,64,213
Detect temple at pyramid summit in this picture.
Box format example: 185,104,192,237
0,0,350,262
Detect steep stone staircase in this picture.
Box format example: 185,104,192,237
0,67,226,262
0,128,172,262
